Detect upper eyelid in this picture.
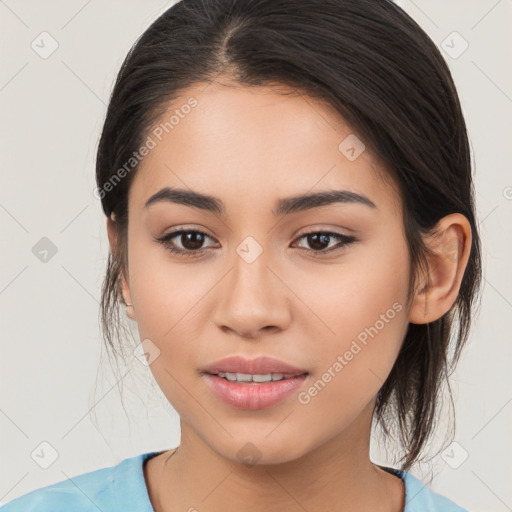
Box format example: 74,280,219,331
165,227,216,240
163,226,351,238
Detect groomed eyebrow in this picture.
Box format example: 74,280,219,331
144,186,377,215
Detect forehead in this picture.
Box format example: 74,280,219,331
129,81,400,217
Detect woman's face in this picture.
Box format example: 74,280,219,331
118,81,413,463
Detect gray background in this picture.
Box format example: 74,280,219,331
1,1,511,510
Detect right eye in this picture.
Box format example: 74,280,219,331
154,229,218,257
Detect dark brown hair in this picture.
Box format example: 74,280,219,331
95,0,482,471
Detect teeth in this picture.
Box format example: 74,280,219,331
216,371,295,383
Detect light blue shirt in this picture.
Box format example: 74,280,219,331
0,451,468,511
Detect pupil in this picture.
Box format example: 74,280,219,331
182,232,204,250
308,233,329,250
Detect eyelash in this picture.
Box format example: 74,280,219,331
155,228,357,258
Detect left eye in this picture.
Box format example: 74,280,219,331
155,229,356,258
293,231,357,254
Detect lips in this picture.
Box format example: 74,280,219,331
200,355,308,377
204,373,308,409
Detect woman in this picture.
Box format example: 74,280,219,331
2,0,482,510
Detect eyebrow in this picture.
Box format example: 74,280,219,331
144,186,377,216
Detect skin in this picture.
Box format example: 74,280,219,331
106,80,472,512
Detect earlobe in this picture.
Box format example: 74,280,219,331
120,272,136,320
125,303,136,321
408,213,472,325
106,215,136,321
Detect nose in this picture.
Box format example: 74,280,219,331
211,247,291,339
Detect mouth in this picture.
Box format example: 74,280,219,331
202,372,310,410
199,355,310,409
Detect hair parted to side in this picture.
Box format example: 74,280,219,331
95,0,482,472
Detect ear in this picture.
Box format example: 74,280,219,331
106,214,136,321
408,213,472,324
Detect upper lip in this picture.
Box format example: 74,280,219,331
201,356,309,376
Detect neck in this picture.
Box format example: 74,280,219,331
146,400,405,512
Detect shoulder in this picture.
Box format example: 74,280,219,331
401,470,469,512
0,464,117,512
0,451,160,512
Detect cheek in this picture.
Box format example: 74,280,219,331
299,232,411,400
127,232,209,335
124,244,207,398
296,228,410,338
295,298,408,434
126,245,205,408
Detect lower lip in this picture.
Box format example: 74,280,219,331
203,373,309,410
